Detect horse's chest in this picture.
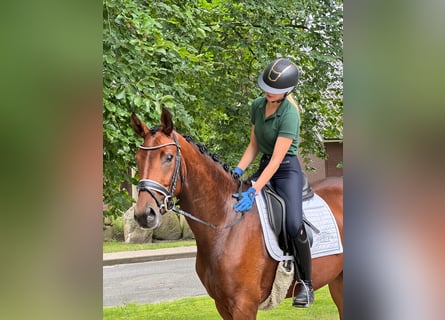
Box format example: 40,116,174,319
196,257,232,292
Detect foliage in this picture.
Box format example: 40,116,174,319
103,0,343,217
103,285,337,319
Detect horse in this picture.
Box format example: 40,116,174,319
130,108,344,320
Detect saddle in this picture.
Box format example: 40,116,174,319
259,173,317,255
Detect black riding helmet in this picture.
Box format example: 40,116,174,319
257,58,299,94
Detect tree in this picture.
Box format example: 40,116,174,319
103,0,343,217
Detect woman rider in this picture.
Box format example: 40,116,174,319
232,57,314,307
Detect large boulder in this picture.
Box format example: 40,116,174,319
179,215,195,240
123,205,153,243
152,211,182,240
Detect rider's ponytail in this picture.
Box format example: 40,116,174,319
286,94,302,127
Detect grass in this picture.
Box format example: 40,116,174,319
103,241,339,319
103,285,338,320
103,239,196,253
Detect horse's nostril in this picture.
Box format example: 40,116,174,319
146,208,156,222
134,212,146,226
134,206,158,229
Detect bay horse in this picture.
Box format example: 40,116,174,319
130,108,343,319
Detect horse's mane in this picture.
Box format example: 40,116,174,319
182,134,233,174
150,126,233,176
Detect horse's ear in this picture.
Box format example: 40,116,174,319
130,113,149,138
160,107,174,135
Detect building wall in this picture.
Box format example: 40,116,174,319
299,154,326,184
325,142,343,177
298,141,343,184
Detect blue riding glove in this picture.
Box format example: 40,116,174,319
233,187,256,212
232,167,244,180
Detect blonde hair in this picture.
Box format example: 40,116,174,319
286,93,302,118
285,94,302,129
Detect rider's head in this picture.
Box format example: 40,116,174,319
257,58,299,95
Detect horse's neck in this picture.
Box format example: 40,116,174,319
178,143,236,230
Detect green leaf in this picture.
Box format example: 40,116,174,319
115,89,125,100
133,96,143,106
196,27,206,38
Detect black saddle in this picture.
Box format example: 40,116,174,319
260,173,318,255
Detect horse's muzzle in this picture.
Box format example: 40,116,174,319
134,205,160,229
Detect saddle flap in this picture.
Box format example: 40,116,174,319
260,182,314,250
263,184,286,236
302,174,314,201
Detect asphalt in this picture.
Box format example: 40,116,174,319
103,246,197,266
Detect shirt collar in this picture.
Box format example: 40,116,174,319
260,97,288,119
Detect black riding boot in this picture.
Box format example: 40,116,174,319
291,225,314,308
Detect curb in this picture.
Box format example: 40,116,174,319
103,246,197,266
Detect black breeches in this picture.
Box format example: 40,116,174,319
255,154,304,238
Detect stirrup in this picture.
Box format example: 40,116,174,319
291,280,314,308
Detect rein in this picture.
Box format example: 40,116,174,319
171,205,245,231
137,133,245,231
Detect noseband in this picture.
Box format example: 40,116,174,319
136,133,245,230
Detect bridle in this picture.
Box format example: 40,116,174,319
136,133,245,230
137,133,183,213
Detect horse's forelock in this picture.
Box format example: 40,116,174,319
146,125,177,148
150,125,161,135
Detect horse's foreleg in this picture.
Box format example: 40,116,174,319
231,302,258,320
328,271,343,320
214,301,233,320
215,303,258,320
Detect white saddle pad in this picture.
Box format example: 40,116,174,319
255,190,343,261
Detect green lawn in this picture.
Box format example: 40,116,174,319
103,285,339,320
103,240,196,253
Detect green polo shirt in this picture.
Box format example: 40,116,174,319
251,97,300,155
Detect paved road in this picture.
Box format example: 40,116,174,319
103,257,207,307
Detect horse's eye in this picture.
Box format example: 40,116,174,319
165,154,174,162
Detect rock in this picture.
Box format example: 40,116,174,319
123,205,153,243
153,211,182,240
179,215,195,239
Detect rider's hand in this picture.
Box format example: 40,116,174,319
233,187,256,212
232,167,244,180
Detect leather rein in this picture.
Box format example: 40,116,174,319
137,133,245,230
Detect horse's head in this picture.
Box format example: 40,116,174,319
130,108,183,229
